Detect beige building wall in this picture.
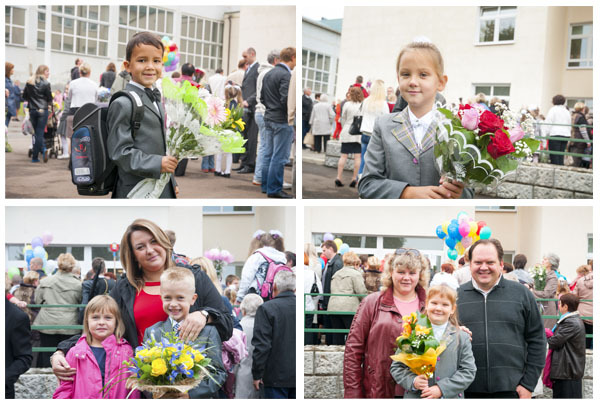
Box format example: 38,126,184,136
305,206,591,280
337,6,592,113
203,207,296,263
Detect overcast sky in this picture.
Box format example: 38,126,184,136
302,5,344,21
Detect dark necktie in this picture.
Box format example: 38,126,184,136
144,87,162,103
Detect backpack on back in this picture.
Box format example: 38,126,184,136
70,90,144,195
251,251,292,301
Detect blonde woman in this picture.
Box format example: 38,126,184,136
358,79,389,175
336,87,365,187
22,65,52,163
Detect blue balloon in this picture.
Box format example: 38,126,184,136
445,237,456,249
33,246,46,258
447,249,458,260
25,248,34,262
450,219,459,226
339,243,350,255
435,225,446,239
448,223,461,241
318,257,325,270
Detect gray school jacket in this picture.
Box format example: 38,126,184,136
358,108,473,199
390,324,476,399
107,82,176,198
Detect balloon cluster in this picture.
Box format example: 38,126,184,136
435,212,492,260
23,231,54,272
162,36,180,73
320,233,350,270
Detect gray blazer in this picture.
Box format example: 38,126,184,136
390,324,476,399
358,108,473,199
107,82,176,198
143,320,227,398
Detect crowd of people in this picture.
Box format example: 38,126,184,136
5,220,297,399
304,239,593,399
300,42,593,196
5,33,297,198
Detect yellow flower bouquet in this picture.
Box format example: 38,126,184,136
122,331,217,398
390,312,446,378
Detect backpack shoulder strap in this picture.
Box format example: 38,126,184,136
110,90,145,139
255,250,274,264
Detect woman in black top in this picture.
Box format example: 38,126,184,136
23,65,52,163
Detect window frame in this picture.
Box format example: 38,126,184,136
5,6,27,46
476,6,517,45
472,83,512,106
179,14,224,73
302,48,333,95
566,22,593,69
202,206,255,215
117,5,174,61
47,5,109,56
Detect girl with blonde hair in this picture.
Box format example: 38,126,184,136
358,79,389,175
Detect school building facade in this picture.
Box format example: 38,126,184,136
333,6,592,114
5,5,295,90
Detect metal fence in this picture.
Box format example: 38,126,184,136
27,304,84,353
534,122,593,161
304,293,593,338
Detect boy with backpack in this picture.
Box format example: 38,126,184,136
70,32,178,198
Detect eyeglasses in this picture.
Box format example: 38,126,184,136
394,248,421,256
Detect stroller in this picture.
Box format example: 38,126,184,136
28,105,63,159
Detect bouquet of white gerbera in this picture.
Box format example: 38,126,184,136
127,78,246,198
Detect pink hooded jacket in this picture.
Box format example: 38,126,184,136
53,334,140,399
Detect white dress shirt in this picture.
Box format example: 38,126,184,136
408,107,435,148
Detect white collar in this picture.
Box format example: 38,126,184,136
408,107,435,129
431,322,448,341
129,80,150,91
471,274,503,295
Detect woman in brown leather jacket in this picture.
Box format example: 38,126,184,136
343,249,429,398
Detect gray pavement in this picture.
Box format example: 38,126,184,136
302,149,359,199
5,118,294,199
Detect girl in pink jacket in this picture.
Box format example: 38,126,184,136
53,295,140,399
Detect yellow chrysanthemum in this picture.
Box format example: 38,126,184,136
193,351,205,362
415,324,431,337
151,358,168,376
149,346,162,360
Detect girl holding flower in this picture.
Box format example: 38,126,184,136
53,295,141,399
358,42,472,199
50,219,233,383
390,284,476,399
343,250,429,398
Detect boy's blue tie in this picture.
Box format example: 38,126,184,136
173,322,180,337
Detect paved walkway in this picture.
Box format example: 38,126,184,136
301,149,359,199
5,119,293,199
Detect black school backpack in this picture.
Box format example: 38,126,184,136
70,91,145,195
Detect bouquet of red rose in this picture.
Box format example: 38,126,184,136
433,103,540,187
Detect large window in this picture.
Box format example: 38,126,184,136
473,83,511,105
5,6,26,46
478,6,516,44
568,23,592,68
118,6,174,60
49,5,109,56
180,14,224,72
302,49,332,94
566,98,593,111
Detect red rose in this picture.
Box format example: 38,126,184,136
487,129,515,159
478,110,505,134
457,104,472,119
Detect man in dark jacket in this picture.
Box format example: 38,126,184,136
302,88,313,148
252,271,296,398
5,298,33,398
320,240,344,345
548,293,586,398
259,47,296,198
70,58,82,81
236,47,260,174
457,239,546,398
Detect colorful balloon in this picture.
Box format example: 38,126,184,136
447,249,458,260
323,233,334,241
468,221,478,236
477,221,487,235
441,221,450,234
457,211,469,223
7,267,20,280
339,243,350,255
42,231,54,246
318,257,325,270
435,225,446,239
333,238,343,249
445,237,457,250
458,221,470,237
462,236,473,248
479,226,492,240
31,236,43,248
33,246,46,258
448,223,461,241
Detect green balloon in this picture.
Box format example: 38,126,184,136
7,267,20,280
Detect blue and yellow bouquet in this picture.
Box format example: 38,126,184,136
390,312,446,378
123,331,217,398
